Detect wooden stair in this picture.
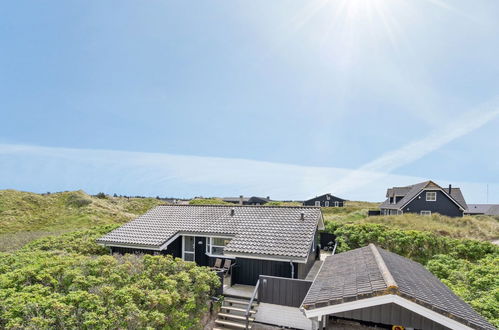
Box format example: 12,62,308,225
214,296,258,329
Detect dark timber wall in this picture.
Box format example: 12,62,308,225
303,194,345,207
232,257,296,286
110,236,182,258
297,229,319,279
404,190,463,217
258,276,313,307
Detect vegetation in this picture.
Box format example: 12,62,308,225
266,201,302,206
189,198,232,205
322,203,499,241
0,226,220,329
323,221,499,327
0,190,164,251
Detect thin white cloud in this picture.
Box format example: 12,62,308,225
0,142,497,203
329,100,499,195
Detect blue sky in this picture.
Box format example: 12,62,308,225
1,0,499,202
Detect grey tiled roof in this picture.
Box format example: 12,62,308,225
97,205,322,260
380,181,468,210
466,204,499,216
302,245,494,330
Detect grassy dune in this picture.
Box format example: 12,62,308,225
322,201,499,241
0,190,164,251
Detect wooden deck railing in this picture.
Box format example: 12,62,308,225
245,279,259,329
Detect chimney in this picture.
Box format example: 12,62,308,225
448,184,452,194
300,212,305,221
267,196,270,200
239,195,244,205
230,208,235,216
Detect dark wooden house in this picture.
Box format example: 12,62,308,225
303,193,346,207
379,181,467,217
97,204,323,286
223,195,272,205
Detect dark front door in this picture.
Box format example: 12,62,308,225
195,237,209,266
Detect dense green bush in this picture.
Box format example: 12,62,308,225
325,221,497,264
324,222,499,327
0,251,220,329
20,225,120,255
427,254,499,327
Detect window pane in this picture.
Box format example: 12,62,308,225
184,236,194,252
184,252,195,261
212,238,230,246
211,246,224,256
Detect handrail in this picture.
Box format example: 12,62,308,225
332,239,338,255
245,279,260,329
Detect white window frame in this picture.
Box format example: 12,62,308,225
206,237,231,257
325,201,330,207
426,191,437,202
315,201,321,207
420,210,432,216
182,235,195,262
334,201,339,207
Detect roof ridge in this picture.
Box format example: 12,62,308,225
368,244,398,291
158,204,321,209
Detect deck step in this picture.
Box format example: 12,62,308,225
218,312,255,322
224,298,257,306
214,319,252,329
221,306,257,314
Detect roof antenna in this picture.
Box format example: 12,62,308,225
230,208,235,216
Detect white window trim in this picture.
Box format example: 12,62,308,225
334,201,339,207
315,201,321,207
325,201,330,207
426,191,437,202
421,210,432,216
182,235,195,261
206,237,231,257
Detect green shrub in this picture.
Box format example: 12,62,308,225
324,222,499,327
427,254,499,327
20,225,120,255
189,198,231,205
325,222,497,264
0,251,220,329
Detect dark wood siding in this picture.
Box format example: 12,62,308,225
163,236,182,258
232,257,295,285
303,194,345,207
258,276,312,307
298,229,319,279
194,236,209,266
404,190,463,217
110,236,182,258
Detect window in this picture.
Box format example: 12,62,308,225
315,201,321,207
325,201,329,207
420,210,432,216
183,236,195,261
334,201,339,207
206,237,231,256
426,192,437,201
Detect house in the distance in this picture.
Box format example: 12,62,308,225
303,193,346,207
380,181,467,217
222,195,271,205
465,204,499,216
